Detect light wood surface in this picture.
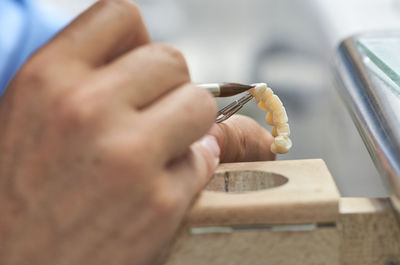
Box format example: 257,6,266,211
165,225,340,265
188,159,340,226
340,197,400,265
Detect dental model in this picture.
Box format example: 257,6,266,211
249,83,292,154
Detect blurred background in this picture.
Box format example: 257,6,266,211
36,0,400,197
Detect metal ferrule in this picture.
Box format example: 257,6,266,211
198,83,221,97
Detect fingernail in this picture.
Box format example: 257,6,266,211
200,135,220,166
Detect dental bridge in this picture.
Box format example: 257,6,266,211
200,82,292,154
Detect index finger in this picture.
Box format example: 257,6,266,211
41,0,151,67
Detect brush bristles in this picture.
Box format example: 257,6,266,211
219,83,254,97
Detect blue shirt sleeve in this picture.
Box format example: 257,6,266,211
0,0,69,96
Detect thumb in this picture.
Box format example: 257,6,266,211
195,135,220,170
186,134,220,193
167,135,220,197
188,135,220,189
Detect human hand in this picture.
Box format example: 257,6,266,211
0,1,219,264
0,0,275,264
209,114,276,163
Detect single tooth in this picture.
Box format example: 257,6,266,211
281,138,292,153
251,83,268,104
261,87,273,103
251,83,266,95
274,135,286,146
273,107,288,124
271,126,278,137
249,89,261,103
276,145,289,154
258,101,269,111
265,112,274,126
265,93,274,107
273,136,292,154
270,143,279,154
270,95,283,111
255,87,266,100
272,110,283,124
276,123,290,137
261,99,272,111
266,94,282,111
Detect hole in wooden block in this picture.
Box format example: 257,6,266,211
206,170,288,193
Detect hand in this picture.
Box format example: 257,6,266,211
0,1,219,264
0,0,274,264
210,114,276,163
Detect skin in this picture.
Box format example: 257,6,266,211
0,0,274,264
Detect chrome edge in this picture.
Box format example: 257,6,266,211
335,33,400,213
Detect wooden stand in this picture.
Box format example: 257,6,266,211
164,159,400,265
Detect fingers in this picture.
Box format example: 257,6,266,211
144,83,217,163
208,114,276,163
98,43,190,109
165,115,275,200
167,135,220,199
40,0,150,68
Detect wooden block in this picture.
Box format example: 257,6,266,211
163,161,400,265
165,225,340,265
340,197,400,265
163,159,341,265
188,159,340,226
